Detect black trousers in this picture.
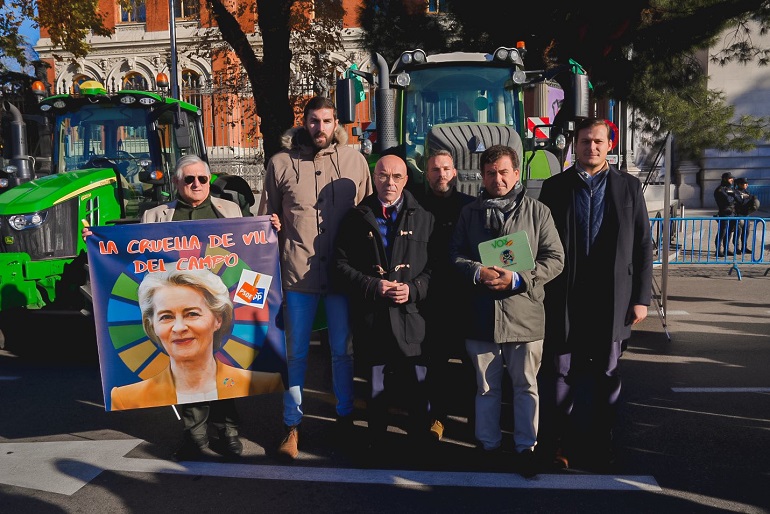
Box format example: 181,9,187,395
367,359,429,443
425,333,475,424
715,218,737,253
181,399,240,442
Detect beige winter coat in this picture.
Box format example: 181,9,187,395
258,126,372,293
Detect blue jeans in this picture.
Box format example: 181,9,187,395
283,292,354,426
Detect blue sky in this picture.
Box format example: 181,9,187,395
21,18,39,46
20,14,40,56
1,11,39,72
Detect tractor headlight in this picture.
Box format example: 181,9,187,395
8,211,48,231
494,47,511,61
511,70,527,84
395,49,427,72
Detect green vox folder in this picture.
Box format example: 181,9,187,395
477,230,535,272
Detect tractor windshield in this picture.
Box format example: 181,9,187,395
403,65,523,167
55,105,150,183
51,103,200,193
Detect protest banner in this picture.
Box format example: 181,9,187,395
86,216,286,411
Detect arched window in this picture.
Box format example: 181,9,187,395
182,70,201,89
71,74,95,94
120,0,147,23
181,70,203,109
123,72,148,91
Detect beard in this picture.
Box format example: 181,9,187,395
312,132,332,150
431,181,451,194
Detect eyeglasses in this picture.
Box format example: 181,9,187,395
374,173,406,183
183,175,209,185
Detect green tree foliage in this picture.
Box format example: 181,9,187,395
0,0,111,66
359,0,770,159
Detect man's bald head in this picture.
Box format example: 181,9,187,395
373,155,408,205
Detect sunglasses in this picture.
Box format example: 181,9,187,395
183,175,209,185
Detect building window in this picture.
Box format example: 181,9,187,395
174,0,200,19
120,0,146,23
427,0,449,13
181,70,203,109
182,70,202,89
123,72,148,91
71,74,94,94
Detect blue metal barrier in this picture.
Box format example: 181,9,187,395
749,185,769,209
649,216,768,280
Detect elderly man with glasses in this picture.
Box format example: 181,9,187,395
333,154,437,456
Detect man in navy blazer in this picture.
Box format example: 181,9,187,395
538,118,653,472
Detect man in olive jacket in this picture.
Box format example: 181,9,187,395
334,154,435,451
450,144,563,478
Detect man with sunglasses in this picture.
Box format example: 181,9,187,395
141,154,249,459
85,154,279,460
142,155,241,221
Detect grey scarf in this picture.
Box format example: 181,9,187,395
480,181,523,236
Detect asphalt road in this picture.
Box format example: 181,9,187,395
0,263,768,513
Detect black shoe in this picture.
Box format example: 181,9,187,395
477,445,508,472
217,433,243,458
334,414,356,451
173,433,210,461
516,449,539,478
337,413,354,433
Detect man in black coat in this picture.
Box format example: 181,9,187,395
417,149,475,442
733,177,759,254
334,154,436,451
538,118,653,472
714,172,737,256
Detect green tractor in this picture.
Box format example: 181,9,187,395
336,43,590,198
0,80,252,353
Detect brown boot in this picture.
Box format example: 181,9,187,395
429,419,445,441
278,425,299,459
553,446,569,470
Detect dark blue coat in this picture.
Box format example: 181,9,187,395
539,165,653,352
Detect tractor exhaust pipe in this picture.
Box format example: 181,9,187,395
2,101,34,184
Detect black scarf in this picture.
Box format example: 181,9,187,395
480,181,523,236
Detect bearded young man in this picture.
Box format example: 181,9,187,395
417,150,475,442
258,96,373,459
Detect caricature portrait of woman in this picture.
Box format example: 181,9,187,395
110,268,284,411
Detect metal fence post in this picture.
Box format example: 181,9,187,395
661,133,672,321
